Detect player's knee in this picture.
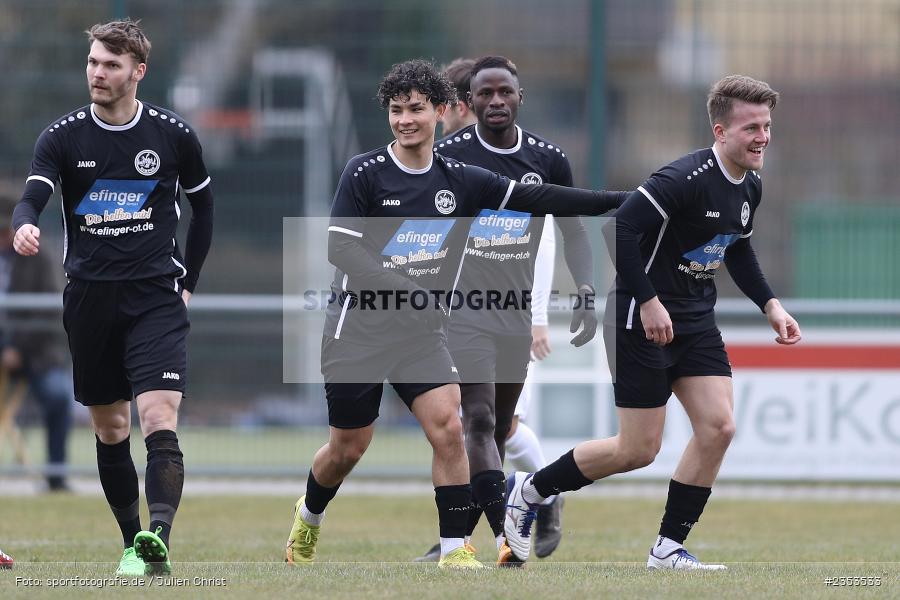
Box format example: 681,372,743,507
429,411,464,449
617,440,661,471
139,404,178,434
629,447,659,470
335,441,368,466
463,403,495,439
93,416,130,444
708,418,736,447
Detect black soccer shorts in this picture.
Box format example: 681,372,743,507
447,323,532,384
63,276,189,405
321,333,460,429
603,325,732,408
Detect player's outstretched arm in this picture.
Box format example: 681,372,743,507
764,298,802,345
504,182,628,216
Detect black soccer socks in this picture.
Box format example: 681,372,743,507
659,479,712,544
144,429,184,549
96,435,142,548
304,469,342,515
471,470,506,538
464,504,483,537
435,484,472,539
531,449,593,498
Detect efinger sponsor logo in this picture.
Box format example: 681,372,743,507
75,179,158,215
382,219,455,255
681,233,739,272
468,208,531,240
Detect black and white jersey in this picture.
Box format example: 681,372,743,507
433,124,574,334
606,146,762,334
324,143,513,343
325,142,624,345
25,101,210,282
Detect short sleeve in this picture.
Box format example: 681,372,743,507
462,164,515,211
178,126,211,193
26,127,64,190
328,158,371,237
637,164,693,219
549,152,573,188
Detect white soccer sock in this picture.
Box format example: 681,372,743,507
440,537,465,557
505,423,547,473
495,534,505,550
300,502,324,526
521,477,548,506
652,535,682,557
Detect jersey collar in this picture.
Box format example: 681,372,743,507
387,141,433,174
90,100,144,131
711,145,746,185
475,124,522,154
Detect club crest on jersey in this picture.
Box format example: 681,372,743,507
134,150,160,176
740,202,750,227
520,172,543,185
434,189,456,215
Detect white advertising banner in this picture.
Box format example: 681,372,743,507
538,328,900,481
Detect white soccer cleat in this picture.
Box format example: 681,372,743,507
503,471,539,563
647,546,727,570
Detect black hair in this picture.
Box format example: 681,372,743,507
470,55,519,81
376,59,457,108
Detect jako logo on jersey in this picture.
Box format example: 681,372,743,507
740,202,750,227
520,172,543,185
434,189,456,214
77,160,96,168
382,199,401,206
162,372,180,380
74,179,158,215
705,211,720,218
134,150,160,176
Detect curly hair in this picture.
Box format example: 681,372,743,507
376,59,457,109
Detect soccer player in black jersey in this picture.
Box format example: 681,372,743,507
439,58,476,137
504,75,802,568
283,59,625,569
12,19,213,576
419,56,588,565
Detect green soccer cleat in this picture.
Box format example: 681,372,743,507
437,546,484,570
285,496,320,565
134,527,172,575
115,547,146,577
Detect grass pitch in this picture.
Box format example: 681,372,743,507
1,493,897,599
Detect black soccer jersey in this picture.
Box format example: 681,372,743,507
433,124,578,334
324,143,511,343
23,101,210,282
323,142,623,344
606,146,765,334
